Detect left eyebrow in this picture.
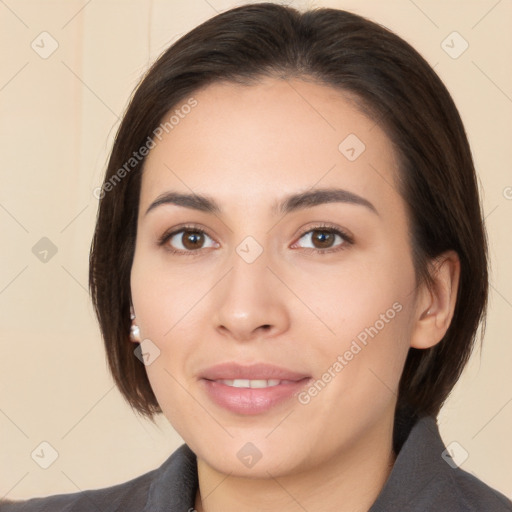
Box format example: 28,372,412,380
275,187,379,216
144,187,379,217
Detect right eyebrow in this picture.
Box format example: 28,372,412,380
145,191,220,216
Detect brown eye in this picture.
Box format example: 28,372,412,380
163,228,217,253
181,231,205,250
311,230,336,249
294,226,352,253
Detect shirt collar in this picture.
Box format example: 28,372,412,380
368,415,451,510
143,442,198,512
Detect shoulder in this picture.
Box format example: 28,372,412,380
0,469,154,512
371,415,512,511
441,464,512,511
0,444,197,512
420,417,512,511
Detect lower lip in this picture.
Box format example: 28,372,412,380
200,378,311,415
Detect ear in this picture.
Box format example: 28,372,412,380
410,250,460,349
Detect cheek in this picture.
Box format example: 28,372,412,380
130,252,198,402
130,248,211,338
296,299,413,435
294,249,415,389
144,356,208,444
291,253,412,339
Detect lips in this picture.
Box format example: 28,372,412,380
199,362,311,415
200,362,310,381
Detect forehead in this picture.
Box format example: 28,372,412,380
139,78,401,216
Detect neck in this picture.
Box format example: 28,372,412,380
194,414,396,512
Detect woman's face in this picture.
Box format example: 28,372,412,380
130,77,422,477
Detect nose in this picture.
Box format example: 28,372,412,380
211,245,290,343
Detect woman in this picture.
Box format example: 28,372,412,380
2,3,511,511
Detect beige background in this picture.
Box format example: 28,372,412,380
1,0,511,501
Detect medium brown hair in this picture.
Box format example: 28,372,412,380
89,3,488,426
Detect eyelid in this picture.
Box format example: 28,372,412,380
295,222,354,244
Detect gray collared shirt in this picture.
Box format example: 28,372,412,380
2,416,511,511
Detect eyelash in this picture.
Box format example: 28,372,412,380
157,223,354,256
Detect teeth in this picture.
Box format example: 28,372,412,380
219,379,282,388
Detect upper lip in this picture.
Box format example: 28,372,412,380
200,362,310,381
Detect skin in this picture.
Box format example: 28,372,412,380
130,77,460,512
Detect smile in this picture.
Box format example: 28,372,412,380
216,379,291,388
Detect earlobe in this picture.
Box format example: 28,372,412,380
410,250,460,350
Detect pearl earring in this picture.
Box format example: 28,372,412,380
129,306,141,342
130,323,141,342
